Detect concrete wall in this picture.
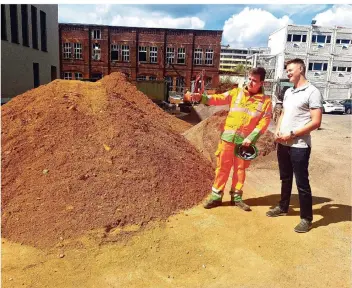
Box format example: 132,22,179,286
1,4,59,103
268,26,287,56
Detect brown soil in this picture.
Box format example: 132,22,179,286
183,110,276,168
1,72,212,249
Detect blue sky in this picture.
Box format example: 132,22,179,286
58,4,352,48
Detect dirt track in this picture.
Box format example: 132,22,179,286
2,114,351,287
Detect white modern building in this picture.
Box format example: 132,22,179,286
220,46,270,72
1,4,59,104
268,24,352,100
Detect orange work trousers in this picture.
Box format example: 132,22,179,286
212,140,251,193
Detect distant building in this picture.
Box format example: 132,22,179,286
1,4,59,104
268,24,352,100
59,23,223,92
219,46,270,72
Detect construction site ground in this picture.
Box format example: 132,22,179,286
2,113,351,288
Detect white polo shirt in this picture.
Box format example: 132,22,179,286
279,82,323,148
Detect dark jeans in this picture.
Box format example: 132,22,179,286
277,143,313,222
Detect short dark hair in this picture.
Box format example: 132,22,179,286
249,67,266,81
285,58,306,74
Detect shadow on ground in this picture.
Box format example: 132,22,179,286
222,194,351,229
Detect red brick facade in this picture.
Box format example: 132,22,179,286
59,24,222,90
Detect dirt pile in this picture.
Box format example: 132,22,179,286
183,110,276,168
1,72,212,248
180,104,229,124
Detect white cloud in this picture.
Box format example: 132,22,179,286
59,5,205,29
313,5,352,28
111,14,204,29
263,4,328,17
222,7,292,48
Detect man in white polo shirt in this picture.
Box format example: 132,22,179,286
266,58,323,233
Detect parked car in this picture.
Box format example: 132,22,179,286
322,100,345,114
339,99,352,114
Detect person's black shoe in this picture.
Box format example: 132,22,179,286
294,219,312,233
266,206,288,217
203,198,222,209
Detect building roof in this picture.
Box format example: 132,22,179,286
269,23,352,36
59,22,223,35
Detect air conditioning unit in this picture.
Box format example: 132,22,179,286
93,54,100,60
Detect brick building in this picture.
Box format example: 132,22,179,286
59,23,222,92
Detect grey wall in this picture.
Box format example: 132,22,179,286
1,4,59,103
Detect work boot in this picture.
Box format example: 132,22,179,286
203,191,223,209
266,206,288,217
294,219,312,233
230,190,251,211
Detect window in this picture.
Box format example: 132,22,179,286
51,66,57,81
74,43,82,59
63,43,71,59
166,47,175,64
165,76,173,91
312,34,331,44
75,72,83,80
149,76,156,81
139,46,147,62
111,44,119,61
40,10,47,52
206,77,212,87
287,34,307,43
336,39,351,44
137,75,147,81
64,72,72,80
1,5,7,40
177,47,186,64
176,77,185,93
332,66,351,72
92,73,102,80
122,45,129,62
150,46,158,63
31,6,38,49
33,62,39,87
10,4,19,44
21,5,29,47
205,49,214,65
92,43,101,60
92,29,101,40
194,48,203,65
308,62,328,71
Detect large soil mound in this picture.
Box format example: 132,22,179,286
1,72,212,248
183,110,276,168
